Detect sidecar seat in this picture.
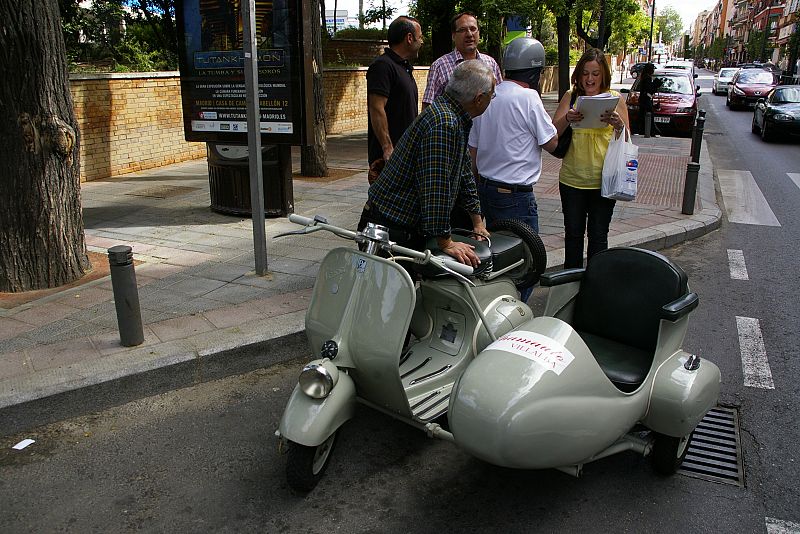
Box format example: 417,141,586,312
569,247,697,392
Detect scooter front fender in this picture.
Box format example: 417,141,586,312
278,372,356,447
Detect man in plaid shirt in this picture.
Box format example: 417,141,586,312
422,12,502,109
360,61,495,268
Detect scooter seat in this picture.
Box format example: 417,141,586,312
577,330,652,392
485,231,525,274
421,234,492,278
422,232,525,279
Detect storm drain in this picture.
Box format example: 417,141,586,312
678,406,743,486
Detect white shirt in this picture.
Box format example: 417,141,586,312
468,80,557,186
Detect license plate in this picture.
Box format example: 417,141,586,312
654,116,670,123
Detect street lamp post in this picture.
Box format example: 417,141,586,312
648,0,656,61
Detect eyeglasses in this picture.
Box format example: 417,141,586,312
455,26,479,34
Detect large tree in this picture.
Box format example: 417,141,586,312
655,6,683,45
0,0,90,292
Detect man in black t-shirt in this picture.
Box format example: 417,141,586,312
366,16,423,167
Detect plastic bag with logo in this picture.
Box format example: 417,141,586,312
601,127,638,201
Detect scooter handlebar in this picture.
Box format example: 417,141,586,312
288,214,473,277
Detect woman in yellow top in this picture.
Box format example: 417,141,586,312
553,48,631,268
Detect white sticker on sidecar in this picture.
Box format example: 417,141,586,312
487,331,575,375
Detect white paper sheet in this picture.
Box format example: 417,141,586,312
573,93,619,129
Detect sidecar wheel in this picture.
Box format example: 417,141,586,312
487,219,547,288
286,432,337,492
651,432,690,475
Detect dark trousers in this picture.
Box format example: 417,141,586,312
559,183,616,269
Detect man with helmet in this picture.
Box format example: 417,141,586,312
468,37,558,300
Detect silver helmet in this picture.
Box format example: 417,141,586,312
503,37,545,71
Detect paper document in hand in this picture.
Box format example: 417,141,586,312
573,93,619,129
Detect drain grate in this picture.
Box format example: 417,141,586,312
678,406,743,486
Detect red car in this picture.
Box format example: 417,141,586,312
624,69,699,137
726,68,779,109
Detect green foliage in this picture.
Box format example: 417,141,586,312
655,6,683,45
60,0,177,72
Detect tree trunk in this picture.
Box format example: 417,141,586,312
301,0,328,177
557,15,572,99
0,0,90,293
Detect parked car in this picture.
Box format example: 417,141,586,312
751,85,800,141
624,69,700,137
713,68,739,95
664,60,696,79
727,68,780,109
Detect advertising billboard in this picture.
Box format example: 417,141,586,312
176,0,308,144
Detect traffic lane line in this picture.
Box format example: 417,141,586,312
766,517,800,534
727,249,749,280
736,316,774,389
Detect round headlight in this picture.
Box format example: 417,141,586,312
299,363,336,399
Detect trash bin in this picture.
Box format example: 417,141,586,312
207,143,294,217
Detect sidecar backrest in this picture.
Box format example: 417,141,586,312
572,247,689,391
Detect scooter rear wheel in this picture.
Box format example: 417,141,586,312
651,431,691,475
286,431,337,492
487,219,547,288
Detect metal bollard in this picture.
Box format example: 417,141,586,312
644,112,652,138
690,110,706,163
682,162,701,215
108,245,144,346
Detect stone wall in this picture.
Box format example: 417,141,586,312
70,72,205,183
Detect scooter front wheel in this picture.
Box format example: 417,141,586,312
651,432,690,475
286,431,337,492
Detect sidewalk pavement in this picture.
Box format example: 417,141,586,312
0,91,721,436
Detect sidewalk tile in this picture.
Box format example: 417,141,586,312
28,336,102,371
148,314,216,343
0,351,32,379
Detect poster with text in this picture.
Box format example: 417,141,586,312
177,0,304,144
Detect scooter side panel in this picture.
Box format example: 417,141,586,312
450,316,646,469
306,248,416,417
644,352,721,437
278,372,357,447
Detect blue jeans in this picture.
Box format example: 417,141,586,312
559,183,616,269
478,183,539,233
478,181,538,302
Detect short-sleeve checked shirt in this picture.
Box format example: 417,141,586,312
422,50,502,105
367,93,482,238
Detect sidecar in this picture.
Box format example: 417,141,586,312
449,247,720,475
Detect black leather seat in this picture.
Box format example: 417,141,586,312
570,248,692,392
421,232,525,279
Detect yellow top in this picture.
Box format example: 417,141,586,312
559,90,619,190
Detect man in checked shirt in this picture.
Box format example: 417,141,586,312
358,60,494,268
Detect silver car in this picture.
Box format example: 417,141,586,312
714,68,739,95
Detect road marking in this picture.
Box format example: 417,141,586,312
736,316,774,389
717,170,781,226
766,517,800,534
789,173,800,190
727,249,749,280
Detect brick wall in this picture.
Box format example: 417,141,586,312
323,67,430,134
70,72,205,183
70,66,559,181
322,39,387,65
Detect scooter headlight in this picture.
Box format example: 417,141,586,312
299,361,339,399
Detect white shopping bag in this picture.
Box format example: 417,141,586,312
601,127,638,201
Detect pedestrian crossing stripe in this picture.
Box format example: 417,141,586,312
717,170,781,226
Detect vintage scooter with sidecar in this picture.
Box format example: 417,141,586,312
275,214,720,492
